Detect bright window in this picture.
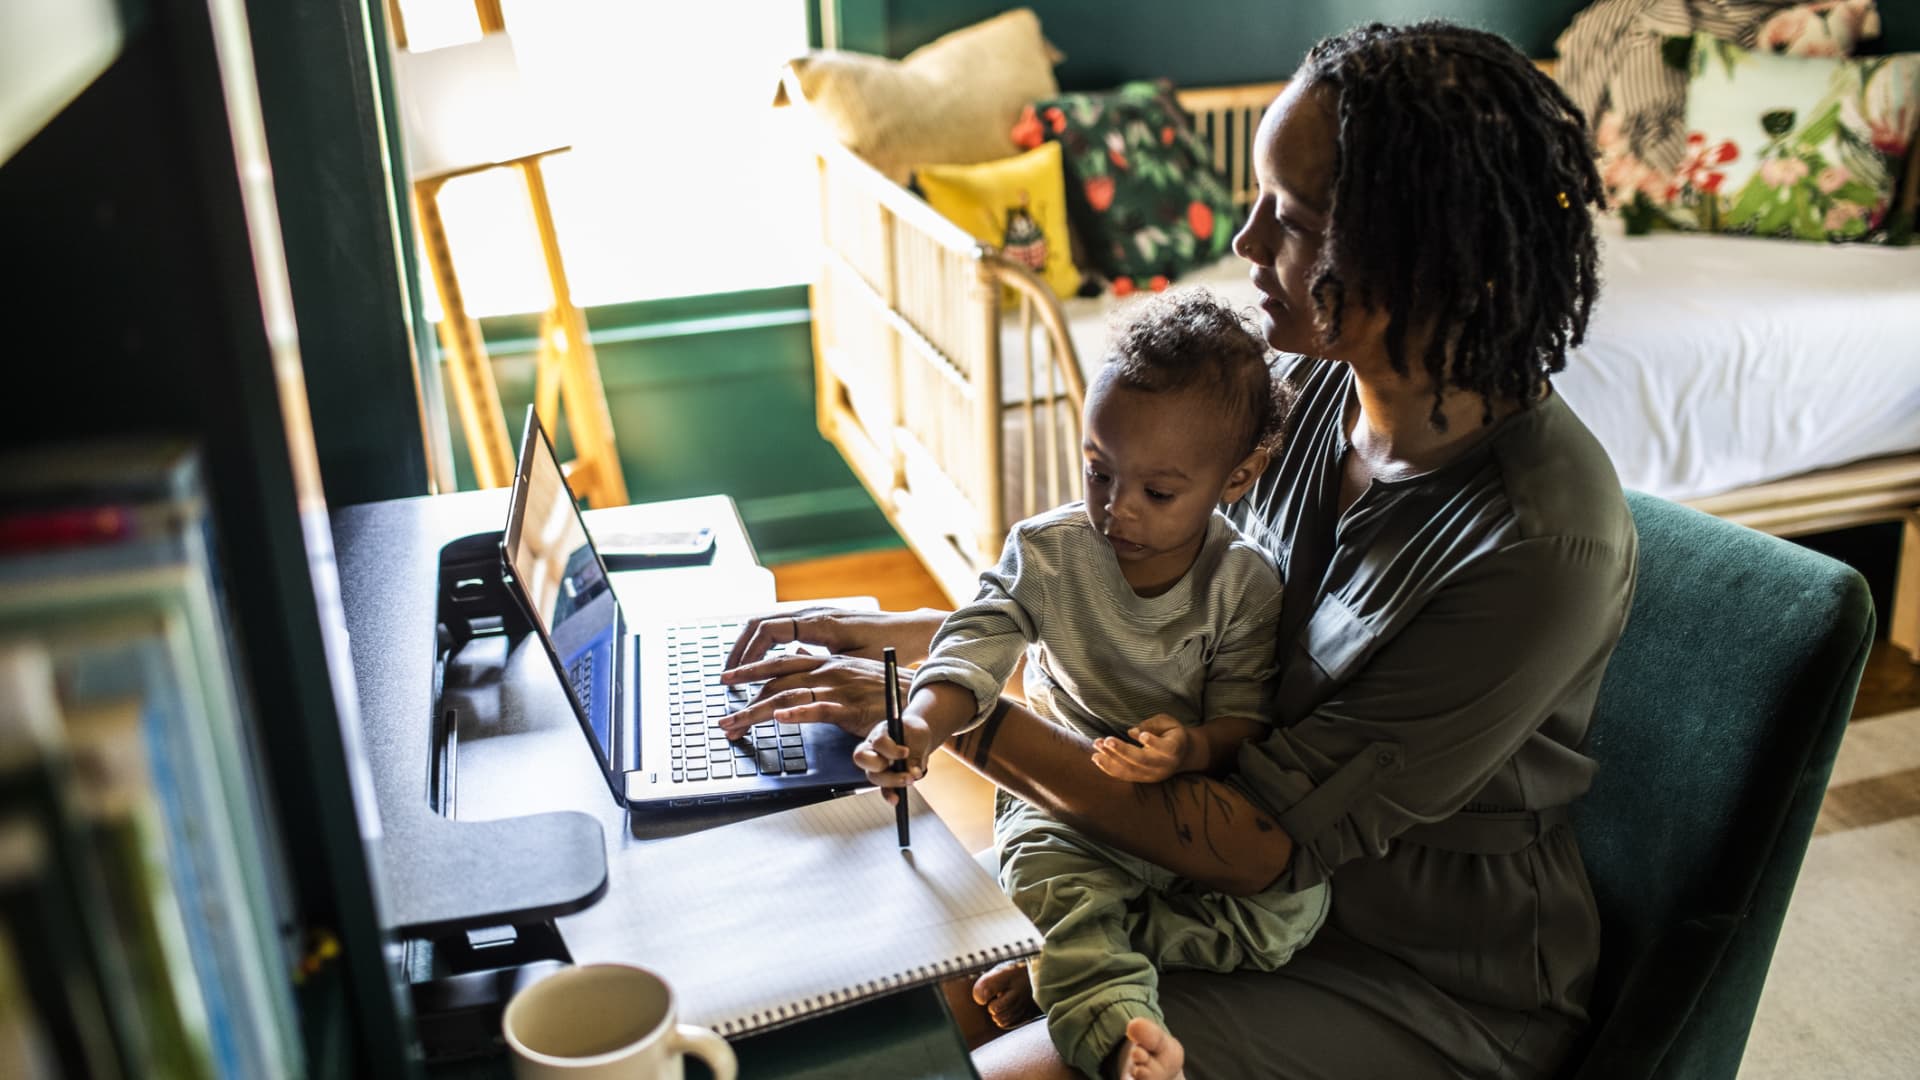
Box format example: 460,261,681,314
395,0,815,317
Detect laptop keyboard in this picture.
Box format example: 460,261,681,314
665,621,810,784
568,651,594,707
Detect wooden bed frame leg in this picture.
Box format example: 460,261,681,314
1892,511,1920,665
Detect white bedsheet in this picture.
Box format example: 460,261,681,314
1000,217,1920,502
1559,218,1920,500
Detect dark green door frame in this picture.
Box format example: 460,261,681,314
246,0,441,507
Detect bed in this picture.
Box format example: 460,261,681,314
784,68,1920,661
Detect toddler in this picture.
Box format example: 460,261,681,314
884,290,1327,1080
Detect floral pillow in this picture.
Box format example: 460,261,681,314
1756,0,1881,59
1626,33,1920,242
1011,81,1236,294
1588,2,1885,221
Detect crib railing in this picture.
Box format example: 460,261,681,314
992,253,1085,523
1179,81,1289,209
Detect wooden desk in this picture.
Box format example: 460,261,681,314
331,491,976,1077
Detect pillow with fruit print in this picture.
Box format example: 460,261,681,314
1012,80,1237,294
1630,32,1920,243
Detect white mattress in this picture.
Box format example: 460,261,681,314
1559,217,1920,500
999,218,1920,502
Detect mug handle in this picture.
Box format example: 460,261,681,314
672,1023,737,1080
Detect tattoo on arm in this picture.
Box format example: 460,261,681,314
953,699,1012,768
1137,775,1279,865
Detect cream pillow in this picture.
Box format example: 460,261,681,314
788,8,1060,185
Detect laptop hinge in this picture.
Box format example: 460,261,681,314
617,625,642,774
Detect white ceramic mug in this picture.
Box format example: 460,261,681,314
501,963,737,1080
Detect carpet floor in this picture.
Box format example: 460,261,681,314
1737,707,1920,1079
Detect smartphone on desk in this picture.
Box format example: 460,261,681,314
592,525,718,570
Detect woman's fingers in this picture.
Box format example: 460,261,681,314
768,700,847,726
719,652,921,785
720,656,891,736
721,615,763,670
719,651,824,686
724,613,786,670
725,605,875,669
717,685,821,736
724,607,840,669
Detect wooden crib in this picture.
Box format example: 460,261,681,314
782,65,1920,662
783,66,1281,603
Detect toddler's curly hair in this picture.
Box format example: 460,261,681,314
1102,289,1290,460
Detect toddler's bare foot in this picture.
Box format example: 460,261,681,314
970,959,1038,1029
1115,1016,1186,1080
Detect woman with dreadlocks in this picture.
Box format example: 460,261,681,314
720,21,1635,1079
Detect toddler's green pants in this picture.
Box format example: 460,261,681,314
995,796,1330,1078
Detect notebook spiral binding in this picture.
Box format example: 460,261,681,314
714,940,1039,1037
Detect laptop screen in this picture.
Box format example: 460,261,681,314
503,409,620,751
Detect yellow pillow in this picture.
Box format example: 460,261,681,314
786,9,1059,186
918,142,1081,301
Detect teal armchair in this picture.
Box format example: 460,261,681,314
1567,492,1876,1079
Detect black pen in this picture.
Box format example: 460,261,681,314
883,646,910,848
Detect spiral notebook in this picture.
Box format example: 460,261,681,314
556,788,1041,1037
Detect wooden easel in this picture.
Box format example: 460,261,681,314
391,0,628,507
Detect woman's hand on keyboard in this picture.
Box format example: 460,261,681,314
723,607,948,671
713,651,911,741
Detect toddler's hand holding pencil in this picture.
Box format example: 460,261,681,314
854,707,931,803
853,679,972,804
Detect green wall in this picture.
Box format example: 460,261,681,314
877,1,1920,85
881,1,1592,86
446,288,894,566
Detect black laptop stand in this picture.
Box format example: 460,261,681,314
332,493,610,1058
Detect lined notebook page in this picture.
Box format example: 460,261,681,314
557,790,1041,1037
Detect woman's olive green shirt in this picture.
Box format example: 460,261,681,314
1212,358,1637,1074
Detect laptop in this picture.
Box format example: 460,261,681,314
499,408,869,812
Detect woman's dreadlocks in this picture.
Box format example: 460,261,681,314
1297,21,1605,427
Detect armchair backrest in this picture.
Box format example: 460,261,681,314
1568,492,1874,1079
